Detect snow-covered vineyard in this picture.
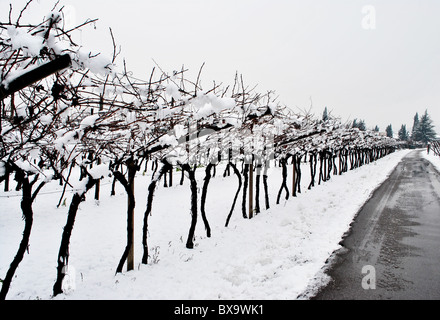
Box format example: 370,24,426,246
1,2,407,300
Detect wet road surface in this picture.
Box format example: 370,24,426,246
313,150,440,300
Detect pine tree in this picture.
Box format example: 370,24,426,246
322,107,328,121
352,119,358,128
386,124,393,138
352,118,366,131
414,109,436,144
411,112,420,140
374,125,379,132
398,124,409,141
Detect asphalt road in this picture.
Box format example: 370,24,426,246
312,150,440,300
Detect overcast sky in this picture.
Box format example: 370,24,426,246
3,0,440,135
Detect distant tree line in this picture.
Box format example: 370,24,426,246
323,106,437,145
398,110,437,145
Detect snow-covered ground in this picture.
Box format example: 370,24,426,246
0,149,414,300
423,148,440,173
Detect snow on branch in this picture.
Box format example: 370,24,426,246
0,0,400,185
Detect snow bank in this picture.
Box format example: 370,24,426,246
422,149,440,172
0,149,411,300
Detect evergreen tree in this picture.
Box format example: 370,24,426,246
386,124,393,138
411,112,419,140
352,119,358,128
374,125,380,132
414,109,436,144
398,124,409,141
322,107,328,121
352,118,366,131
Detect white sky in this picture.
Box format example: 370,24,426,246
3,0,440,135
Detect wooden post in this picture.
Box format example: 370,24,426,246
292,157,296,196
94,158,101,201
4,166,9,192
169,167,173,187
127,163,135,271
249,162,254,219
